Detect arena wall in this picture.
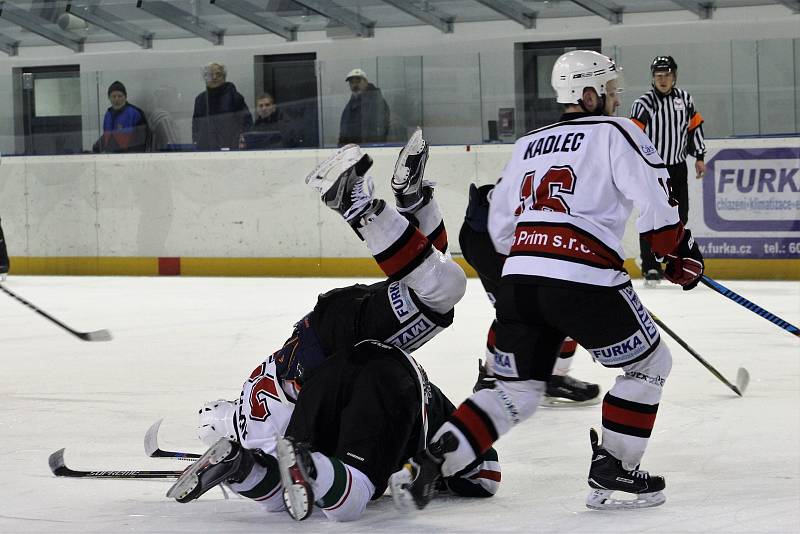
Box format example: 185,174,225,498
1,137,797,280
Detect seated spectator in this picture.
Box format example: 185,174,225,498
192,62,253,151
241,93,285,150
93,81,149,153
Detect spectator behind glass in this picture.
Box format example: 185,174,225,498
242,93,282,149
93,81,149,153
146,86,181,152
192,62,253,151
338,68,390,147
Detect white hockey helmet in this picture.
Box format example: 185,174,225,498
197,399,238,447
551,50,618,105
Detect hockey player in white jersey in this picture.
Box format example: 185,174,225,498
391,50,704,511
167,131,500,521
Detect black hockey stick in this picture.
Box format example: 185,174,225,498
48,448,183,479
649,311,749,397
0,284,112,342
701,276,799,338
145,419,201,461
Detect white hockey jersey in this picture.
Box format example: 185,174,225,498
489,114,681,287
233,353,297,456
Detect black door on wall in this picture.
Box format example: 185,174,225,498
521,40,601,133
18,65,83,155
255,53,319,148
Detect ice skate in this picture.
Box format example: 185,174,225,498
305,144,380,225
390,431,458,512
542,374,601,407
392,127,430,212
276,437,316,521
586,428,665,510
166,438,255,503
472,358,497,393
643,269,663,288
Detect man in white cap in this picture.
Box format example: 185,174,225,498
339,68,390,146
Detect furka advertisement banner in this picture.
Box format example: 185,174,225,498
689,142,800,260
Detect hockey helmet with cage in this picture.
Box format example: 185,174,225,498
651,55,677,75
551,50,619,105
197,399,238,446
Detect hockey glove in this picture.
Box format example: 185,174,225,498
663,229,704,291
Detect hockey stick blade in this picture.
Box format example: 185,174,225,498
145,419,201,461
649,311,744,397
48,448,183,479
77,329,113,342
735,367,750,396
0,284,112,342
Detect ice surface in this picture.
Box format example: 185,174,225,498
0,276,798,533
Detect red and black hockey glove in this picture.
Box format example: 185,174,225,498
663,229,704,291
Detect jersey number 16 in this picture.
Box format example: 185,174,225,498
515,165,577,216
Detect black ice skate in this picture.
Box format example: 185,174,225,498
276,437,317,521
390,431,458,512
166,438,255,503
543,374,601,407
473,358,497,393
644,268,663,288
392,127,430,212
305,144,381,226
586,428,666,510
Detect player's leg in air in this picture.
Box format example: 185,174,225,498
392,283,671,511
305,128,466,353
460,183,600,406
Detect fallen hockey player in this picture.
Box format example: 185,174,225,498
167,131,500,521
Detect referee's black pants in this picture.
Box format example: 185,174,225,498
639,161,688,274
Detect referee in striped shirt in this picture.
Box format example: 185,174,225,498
630,56,706,285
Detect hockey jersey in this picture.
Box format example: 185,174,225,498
234,353,296,456
489,113,682,287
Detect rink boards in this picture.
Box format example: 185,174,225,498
0,139,797,279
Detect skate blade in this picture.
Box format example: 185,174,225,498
305,144,364,196
586,488,666,510
166,438,232,501
541,395,601,408
392,128,425,189
276,438,314,521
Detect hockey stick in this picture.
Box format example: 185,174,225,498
48,448,183,479
649,312,749,397
700,276,799,338
0,284,112,342
145,419,201,461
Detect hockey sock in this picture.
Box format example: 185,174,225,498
552,338,577,376
601,392,659,469
410,196,448,253
445,380,544,476
360,205,433,281
228,453,282,503
309,453,353,510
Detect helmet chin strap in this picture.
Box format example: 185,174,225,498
578,94,607,116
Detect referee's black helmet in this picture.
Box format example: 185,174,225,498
651,56,677,74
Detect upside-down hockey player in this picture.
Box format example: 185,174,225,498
391,51,704,512
167,130,500,521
